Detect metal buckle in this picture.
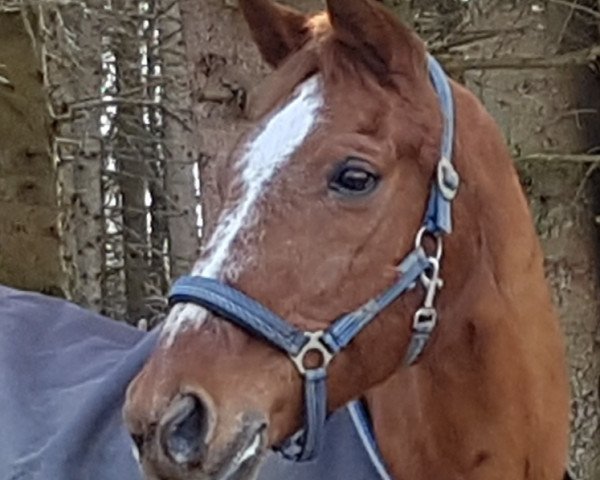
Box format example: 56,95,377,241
415,227,443,262
412,307,437,333
412,257,443,333
437,156,460,201
290,331,334,376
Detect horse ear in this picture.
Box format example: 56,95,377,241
326,0,425,79
238,0,311,67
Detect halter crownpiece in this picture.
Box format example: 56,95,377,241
168,54,459,462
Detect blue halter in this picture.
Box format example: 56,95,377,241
168,55,459,463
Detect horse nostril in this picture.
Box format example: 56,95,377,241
159,394,212,466
131,433,144,452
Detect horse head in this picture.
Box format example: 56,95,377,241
123,1,569,479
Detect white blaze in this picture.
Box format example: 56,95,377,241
161,76,323,344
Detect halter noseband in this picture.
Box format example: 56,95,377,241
168,55,459,462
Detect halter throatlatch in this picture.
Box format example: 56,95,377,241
168,55,459,463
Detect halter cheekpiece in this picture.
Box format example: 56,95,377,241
168,55,459,462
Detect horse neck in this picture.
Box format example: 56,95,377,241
364,85,569,480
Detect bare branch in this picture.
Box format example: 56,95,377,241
517,153,600,163
443,45,600,72
548,0,600,20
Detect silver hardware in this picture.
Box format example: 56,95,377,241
413,307,437,332
437,156,459,201
290,331,334,376
412,257,443,333
415,227,443,262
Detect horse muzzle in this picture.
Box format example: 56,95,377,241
124,389,268,480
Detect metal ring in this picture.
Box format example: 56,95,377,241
415,227,443,262
419,257,441,287
290,331,334,376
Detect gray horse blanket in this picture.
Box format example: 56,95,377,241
0,285,391,480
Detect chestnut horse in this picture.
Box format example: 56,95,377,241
123,0,570,479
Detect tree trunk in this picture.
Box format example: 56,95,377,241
159,0,200,279
111,0,152,323
0,9,65,297
142,0,170,315
383,0,412,21
40,0,106,310
116,99,150,322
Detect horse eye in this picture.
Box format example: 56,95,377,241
328,159,380,197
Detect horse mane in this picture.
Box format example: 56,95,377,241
247,45,320,120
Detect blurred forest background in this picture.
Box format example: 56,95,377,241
0,0,598,477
